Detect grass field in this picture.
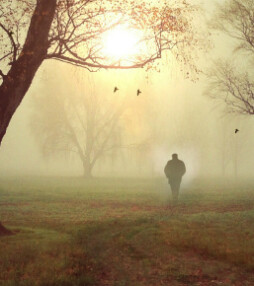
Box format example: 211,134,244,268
0,176,254,286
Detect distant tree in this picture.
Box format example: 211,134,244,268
206,0,254,115
0,0,199,145
31,82,132,178
206,61,254,115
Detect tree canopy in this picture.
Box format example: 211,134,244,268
0,0,197,74
206,0,254,115
0,0,200,145
31,75,135,177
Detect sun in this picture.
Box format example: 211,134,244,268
102,25,142,61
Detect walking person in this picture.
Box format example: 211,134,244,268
164,153,186,204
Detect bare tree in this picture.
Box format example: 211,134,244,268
31,80,134,177
0,0,199,145
206,61,254,115
210,0,254,55
206,0,254,115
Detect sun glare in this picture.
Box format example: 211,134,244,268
102,25,142,60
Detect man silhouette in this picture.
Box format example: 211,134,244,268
164,154,186,204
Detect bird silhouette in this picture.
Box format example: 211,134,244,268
137,89,141,96
235,129,239,134
113,87,119,93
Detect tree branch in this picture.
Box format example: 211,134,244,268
0,70,6,80
0,22,18,62
46,53,159,70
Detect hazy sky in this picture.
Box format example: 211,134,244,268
0,0,253,181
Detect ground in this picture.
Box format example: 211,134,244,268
0,176,254,286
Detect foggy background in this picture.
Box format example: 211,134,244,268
0,0,253,184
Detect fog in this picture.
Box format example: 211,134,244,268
0,0,253,185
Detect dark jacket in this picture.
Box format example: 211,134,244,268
164,159,186,180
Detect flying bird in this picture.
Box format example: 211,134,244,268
137,89,141,96
113,87,119,93
235,129,239,134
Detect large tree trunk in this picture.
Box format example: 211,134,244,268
0,0,56,232
0,0,56,145
83,160,93,178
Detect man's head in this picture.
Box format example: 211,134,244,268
172,153,178,160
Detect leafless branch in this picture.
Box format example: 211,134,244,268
210,0,254,55
206,61,254,115
0,70,6,79
0,22,18,62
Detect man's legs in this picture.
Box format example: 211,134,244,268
170,179,181,204
172,188,179,204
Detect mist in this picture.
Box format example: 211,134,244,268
0,0,254,183
0,60,253,183
2,1,254,285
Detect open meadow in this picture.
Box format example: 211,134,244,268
0,177,254,286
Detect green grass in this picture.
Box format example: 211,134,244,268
0,176,254,285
